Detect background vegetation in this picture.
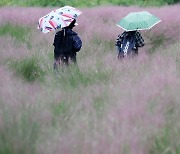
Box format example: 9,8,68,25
0,0,179,7
0,3,180,154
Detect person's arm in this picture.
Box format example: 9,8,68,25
115,34,121,46
115,32,126,46
135,32,145,47
73,35,82,52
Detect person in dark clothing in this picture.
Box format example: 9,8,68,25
53,19,82,70
115,30,145,58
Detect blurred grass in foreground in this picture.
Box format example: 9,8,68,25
0,104,40,154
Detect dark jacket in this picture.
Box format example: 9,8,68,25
53,28,82,53
115,31,145,49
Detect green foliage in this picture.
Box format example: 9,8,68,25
1,0,179,7
151,127,171,154
20,0,66,7
8,57,46,82
0,0,12,6
149,126,180,154
0,106,40,154
50,99,75,129
149,34,166,53
91,34,115,53
54,65,111,89
149,96,180,154
52,101,67,116
110,0,179,6
144,31,172,54
0,23,31,43
93,95,106,116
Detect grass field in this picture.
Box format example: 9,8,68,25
0,4,180,154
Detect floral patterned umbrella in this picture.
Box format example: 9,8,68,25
38,6,82,33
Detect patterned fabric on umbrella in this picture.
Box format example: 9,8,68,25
117,11,161,31
56,6,82,19
38,6,82,33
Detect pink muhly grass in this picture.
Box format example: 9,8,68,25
0,36,31,60
103,57,179,154
0,6,53,26
0,4,180,154
79,5,180,39
0,66,41,107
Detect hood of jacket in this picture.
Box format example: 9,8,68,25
65,28,77,36
56,28,77,36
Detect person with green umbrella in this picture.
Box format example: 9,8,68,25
115,11,161,58
115,30,145,58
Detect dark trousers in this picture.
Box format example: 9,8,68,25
54,52,77,70
117,48,138,59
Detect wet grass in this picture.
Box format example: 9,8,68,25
0,5,180,154
53,64,112,89
0,105,40,154
0,23,32,48
8,56,45,82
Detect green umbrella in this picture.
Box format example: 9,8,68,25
117,11,161,31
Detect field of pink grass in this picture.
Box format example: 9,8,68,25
0,4,180,154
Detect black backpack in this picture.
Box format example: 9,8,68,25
54,29,73,53
121,32,136,56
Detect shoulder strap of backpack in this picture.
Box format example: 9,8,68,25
61,31,73,53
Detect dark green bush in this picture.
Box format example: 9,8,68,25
1,0,179,7
0,23,30,43
8,57,45,82
53,65,111,89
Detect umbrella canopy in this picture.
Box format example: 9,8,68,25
38,6,82,33
117,11,161,31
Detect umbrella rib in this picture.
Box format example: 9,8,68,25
116,24,127,31
148,20,161,29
